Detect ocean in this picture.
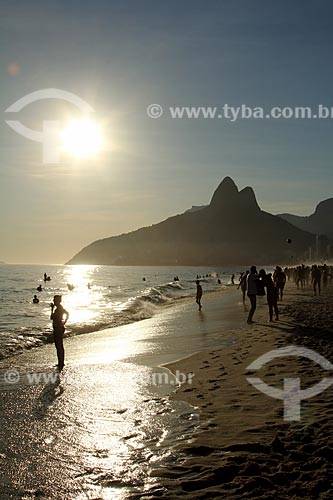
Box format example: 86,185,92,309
0,264,239,360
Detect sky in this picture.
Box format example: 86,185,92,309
1,0,333,264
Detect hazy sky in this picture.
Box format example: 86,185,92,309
1,0,333,263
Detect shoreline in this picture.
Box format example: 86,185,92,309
0,284,235,363
155,284,333,499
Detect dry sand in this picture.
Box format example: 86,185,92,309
153,284,333,499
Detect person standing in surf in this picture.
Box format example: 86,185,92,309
50,295,69,370
246,266,258,324
196,280,203,310
238,271,249,304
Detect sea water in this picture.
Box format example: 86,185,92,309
0,264,239,360
0,264,243,499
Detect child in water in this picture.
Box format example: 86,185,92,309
50,295,69,370
196,280,203,310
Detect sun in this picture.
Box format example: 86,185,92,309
61,118,104,159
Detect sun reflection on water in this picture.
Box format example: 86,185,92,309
63,265,101,324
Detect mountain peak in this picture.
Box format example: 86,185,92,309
239,186,260,211
314,198,333,216
210,176,238,207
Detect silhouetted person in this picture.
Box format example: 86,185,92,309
37,284,42,292
231,274,235,285
260,271,279,322
33,295,39,304
196,280,202,310
322,265,328,289
257,270,266,298
311,265,321,296
238,271,249,304
246,266,257,324
44,273,47,282
273,266,286,300
50,295,69,370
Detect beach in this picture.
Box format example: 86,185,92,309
1,280,332,499
161,284,333,499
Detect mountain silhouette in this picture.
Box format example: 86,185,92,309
67,177,317,266
278,198,333,239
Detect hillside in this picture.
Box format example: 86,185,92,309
278,198,333,239
67,177,317,266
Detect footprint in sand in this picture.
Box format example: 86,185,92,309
116,408,127,414
201,422,218,430
123,433,139,441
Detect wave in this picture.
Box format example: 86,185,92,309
0,276,228,361
0,284,180,361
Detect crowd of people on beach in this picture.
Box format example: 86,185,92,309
285,264,331,295
237,264,333,325
195,263,332,325
240,266,284,324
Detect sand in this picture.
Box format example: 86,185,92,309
154,284,333,499
1,283,332,499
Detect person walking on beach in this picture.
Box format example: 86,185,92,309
273,266,286,300
260,270,279,322
322,265,328,289
196,280,203,310
311,265,321,296
238,271,249,304
246,266,257,324
50,295,69,370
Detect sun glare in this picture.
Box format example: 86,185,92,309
61,118,103,159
